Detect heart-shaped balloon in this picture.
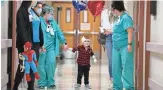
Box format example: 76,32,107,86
72,0,87,13
88,1,105,21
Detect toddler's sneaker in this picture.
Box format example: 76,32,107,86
85,84,92,89
75,84,81,88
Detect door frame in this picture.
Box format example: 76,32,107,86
145,1,151,90
11,1,17,88
135,1,145,90
135,1,151,90
133,1,139,88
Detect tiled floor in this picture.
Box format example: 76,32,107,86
18,50,111,90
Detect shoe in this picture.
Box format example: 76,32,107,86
109,83,113,89
60,54,65,60
85,84,91,89
108,87,113,90
75,84,81,88
49,85,56,89
108,79,113,89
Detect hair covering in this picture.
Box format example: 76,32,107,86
42,4,54,15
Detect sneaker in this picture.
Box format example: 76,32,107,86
108,87,113,90
38,86,45,89
109,83,113,89
75,84,81,88
48,85,56,89
85,84,92,89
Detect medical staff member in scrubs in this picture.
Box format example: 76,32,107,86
111,1,134,90
30,1,43,59
37,4,68,89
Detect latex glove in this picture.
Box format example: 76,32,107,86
92,55,97,63
94,58,97,63
63,44,69,51
40,46,46,52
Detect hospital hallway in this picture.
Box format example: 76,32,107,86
2,1,163,90
18,50,111,90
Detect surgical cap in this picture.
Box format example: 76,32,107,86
42,4,54,15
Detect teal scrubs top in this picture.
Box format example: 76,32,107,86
112,12,133,49
40,17,66,53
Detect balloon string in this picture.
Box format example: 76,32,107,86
77,12,80,47
92,17,95,50
94,16,96,22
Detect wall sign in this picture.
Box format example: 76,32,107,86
80,23,90,30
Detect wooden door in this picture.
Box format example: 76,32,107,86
53,2,74,48
52,2,101,58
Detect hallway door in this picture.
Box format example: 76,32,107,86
52,2,101,59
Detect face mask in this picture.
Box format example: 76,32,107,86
113,13,118,17
48,15,53,21
36,8,42,15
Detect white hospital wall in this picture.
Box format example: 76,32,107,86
149,1,163,89
1,1,9,90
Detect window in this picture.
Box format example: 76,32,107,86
83,10,88,23
66,8,71,23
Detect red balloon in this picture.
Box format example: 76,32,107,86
88,1,105,17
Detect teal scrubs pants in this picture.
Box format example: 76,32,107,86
38,17,66,87
112,45,134,90
37,50,56,87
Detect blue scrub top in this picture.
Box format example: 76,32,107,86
112,12,133,49
30,9,40,43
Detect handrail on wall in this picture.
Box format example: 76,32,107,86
148,78,163,90
146,42,163,54
1,39,12,49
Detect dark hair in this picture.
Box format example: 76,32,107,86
111,1,125,12
40,4,48,16
42,3,48,7
35,2,43,7
20,1,32,10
